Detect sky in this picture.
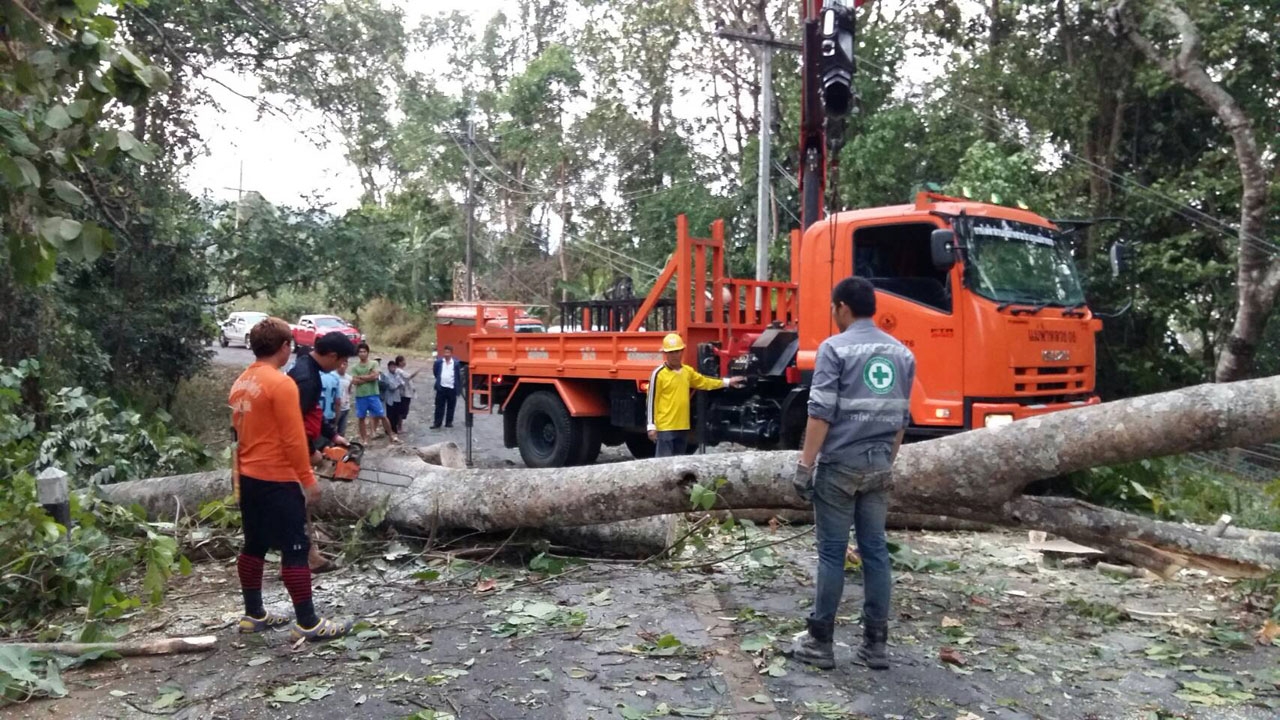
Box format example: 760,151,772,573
183,0,508,212
182,0,943,215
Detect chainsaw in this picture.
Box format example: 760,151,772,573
319,441,365,481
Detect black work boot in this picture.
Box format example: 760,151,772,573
856,620,889,670
788,617,835,669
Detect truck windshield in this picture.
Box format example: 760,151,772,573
962,219,1085,306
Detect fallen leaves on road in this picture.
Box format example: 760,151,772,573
1257,619,1280,645
939,647,966,666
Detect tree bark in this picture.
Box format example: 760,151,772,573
101,377,1280,575
1110,0,1275,382
2,636,217,658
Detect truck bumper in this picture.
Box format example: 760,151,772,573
970,396,1100,429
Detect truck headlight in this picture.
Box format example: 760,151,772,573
983,413,1014,428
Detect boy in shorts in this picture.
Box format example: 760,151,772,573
350,342,399,445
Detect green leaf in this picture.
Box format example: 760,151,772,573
66,100,91,120
619,704,647,720
38,216,82,244
81,29,100,47
412,569,440,581
44,105,73,131
739,635,770,653
0,156,24,187
51,180,88,207
152,687,185,710
13,156,40,187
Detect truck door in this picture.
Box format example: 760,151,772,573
851,221,964,431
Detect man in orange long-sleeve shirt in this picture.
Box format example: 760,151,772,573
229,317,351,642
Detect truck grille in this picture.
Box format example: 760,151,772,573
1014,366,1088,394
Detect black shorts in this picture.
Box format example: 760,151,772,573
239,475,309,557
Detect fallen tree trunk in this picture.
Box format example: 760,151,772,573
2,636,217,657
102,377,1280,575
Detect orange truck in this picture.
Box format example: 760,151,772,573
463,194,1102,468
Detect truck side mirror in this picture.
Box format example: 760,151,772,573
930,229,956,272
1109,241,1131,279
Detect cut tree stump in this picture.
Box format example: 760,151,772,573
100,376,1280,575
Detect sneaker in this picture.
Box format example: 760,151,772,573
239,609,292,634
290,616,354,643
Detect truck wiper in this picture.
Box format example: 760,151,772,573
1009,304,1049,316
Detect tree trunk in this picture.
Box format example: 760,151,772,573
1110,0,1274,382
100,377,1280,575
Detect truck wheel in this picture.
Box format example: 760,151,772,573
572,419,604,465
219,333,229,348
624,433,656,460
242,333,250,348
517,391,579,468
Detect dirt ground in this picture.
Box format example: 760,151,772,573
10,357,1275,719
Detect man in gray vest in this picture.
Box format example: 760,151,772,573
789,276,915,670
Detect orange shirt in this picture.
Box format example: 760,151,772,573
229,362,316,488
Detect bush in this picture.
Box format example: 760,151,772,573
1066,456,1280,531
0,361,208,636
359,297,435,351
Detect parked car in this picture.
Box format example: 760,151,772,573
291,314,363,350
218,311,269,348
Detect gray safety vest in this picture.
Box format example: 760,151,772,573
807,319,916,469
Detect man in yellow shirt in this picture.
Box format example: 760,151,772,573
647,333,745,457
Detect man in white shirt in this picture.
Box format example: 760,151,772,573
431,345,460,429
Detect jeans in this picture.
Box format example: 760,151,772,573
654,430,687,458
336,409,349,437
810,462,892,626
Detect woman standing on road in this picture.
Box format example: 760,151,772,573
392,355,420,434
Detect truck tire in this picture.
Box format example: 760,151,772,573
517,391,580,468
219,333,229,348
624,433,656,460
572,419,604,465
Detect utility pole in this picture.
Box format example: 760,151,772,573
464,120,476,302
221,159,252,232
716,28,799,281
755,46,772,283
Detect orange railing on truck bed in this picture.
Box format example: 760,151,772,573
466,215,799,387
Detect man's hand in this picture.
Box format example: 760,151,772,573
728,376,747,388
793,462,815,503
305,482,322,505
648,428,657,442
333,434,350,447
310,450,324,467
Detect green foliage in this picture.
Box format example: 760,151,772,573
0,475,189,629
0,1,166,284
1066,456,1279,531
0,361,209,485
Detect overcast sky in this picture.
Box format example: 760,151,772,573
183,0,508,212
183,0,942,214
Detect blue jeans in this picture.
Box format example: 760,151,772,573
810,463,892,626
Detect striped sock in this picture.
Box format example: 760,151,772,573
281,565,317,627
237,553,265,618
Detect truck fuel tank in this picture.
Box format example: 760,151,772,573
749,327,799,377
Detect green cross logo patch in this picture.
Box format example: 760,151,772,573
863,356,896,395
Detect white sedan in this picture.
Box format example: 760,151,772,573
218,311,269,348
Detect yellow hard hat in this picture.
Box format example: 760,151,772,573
661,333,685,352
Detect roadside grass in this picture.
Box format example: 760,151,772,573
170,363,241,455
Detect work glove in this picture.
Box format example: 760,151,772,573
793,462,815,503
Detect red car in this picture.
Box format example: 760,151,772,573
291,314,363,349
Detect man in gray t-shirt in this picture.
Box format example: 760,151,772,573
789,277,915,671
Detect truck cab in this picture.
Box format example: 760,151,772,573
796,192,1101,435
